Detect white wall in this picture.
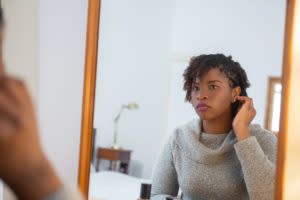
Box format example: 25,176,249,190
166,0,286,135
38,0,88,184
2,0,38,100
93,0,173,178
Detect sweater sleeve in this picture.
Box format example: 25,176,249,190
43,186,84,200
234,132,277,200
151,132,179,200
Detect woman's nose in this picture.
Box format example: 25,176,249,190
196,91,208,100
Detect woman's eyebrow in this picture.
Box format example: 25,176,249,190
193,80,222,85
207,80,222,84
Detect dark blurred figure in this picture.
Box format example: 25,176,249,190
0,5,83,200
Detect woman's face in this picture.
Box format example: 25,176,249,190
190,68,239,121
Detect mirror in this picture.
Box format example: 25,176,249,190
79,0,288,199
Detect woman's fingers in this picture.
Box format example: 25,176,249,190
0,117,16,140
236,96,252,102
0,78,25,131
0,77,28,108
0,63,5,77
0,88,20,116
236,96,254,110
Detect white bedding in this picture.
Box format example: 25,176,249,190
88,171,151,200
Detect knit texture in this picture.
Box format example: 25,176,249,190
151,118,277,200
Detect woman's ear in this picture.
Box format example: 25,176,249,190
232,86,241,102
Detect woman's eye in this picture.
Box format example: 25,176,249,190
209,85,218,90
192,86,199,91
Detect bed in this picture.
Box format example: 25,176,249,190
88,171,151,200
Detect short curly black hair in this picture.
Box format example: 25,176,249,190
183,54,251,117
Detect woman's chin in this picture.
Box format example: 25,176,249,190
197,112,210,120
197,111,216,121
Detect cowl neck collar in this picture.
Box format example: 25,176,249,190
175,118,238,164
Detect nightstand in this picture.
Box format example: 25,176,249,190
96,147,132,174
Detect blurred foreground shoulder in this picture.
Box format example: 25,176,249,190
44,186,84,200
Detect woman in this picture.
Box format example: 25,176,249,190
151,54,277,200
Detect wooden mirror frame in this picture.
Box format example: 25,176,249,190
275,0,300,199
77,0,101,196
78,0,297,199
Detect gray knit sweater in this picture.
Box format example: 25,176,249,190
151,119,277,200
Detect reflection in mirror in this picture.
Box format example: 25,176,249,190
88,1,286,199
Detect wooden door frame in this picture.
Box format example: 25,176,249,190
264,76,281,135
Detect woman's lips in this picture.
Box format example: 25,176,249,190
197,103,210,112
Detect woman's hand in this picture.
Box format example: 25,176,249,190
0,74,62,199
0,26,63,199
232,96,256,141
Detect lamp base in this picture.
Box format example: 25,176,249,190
111,144,123,150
